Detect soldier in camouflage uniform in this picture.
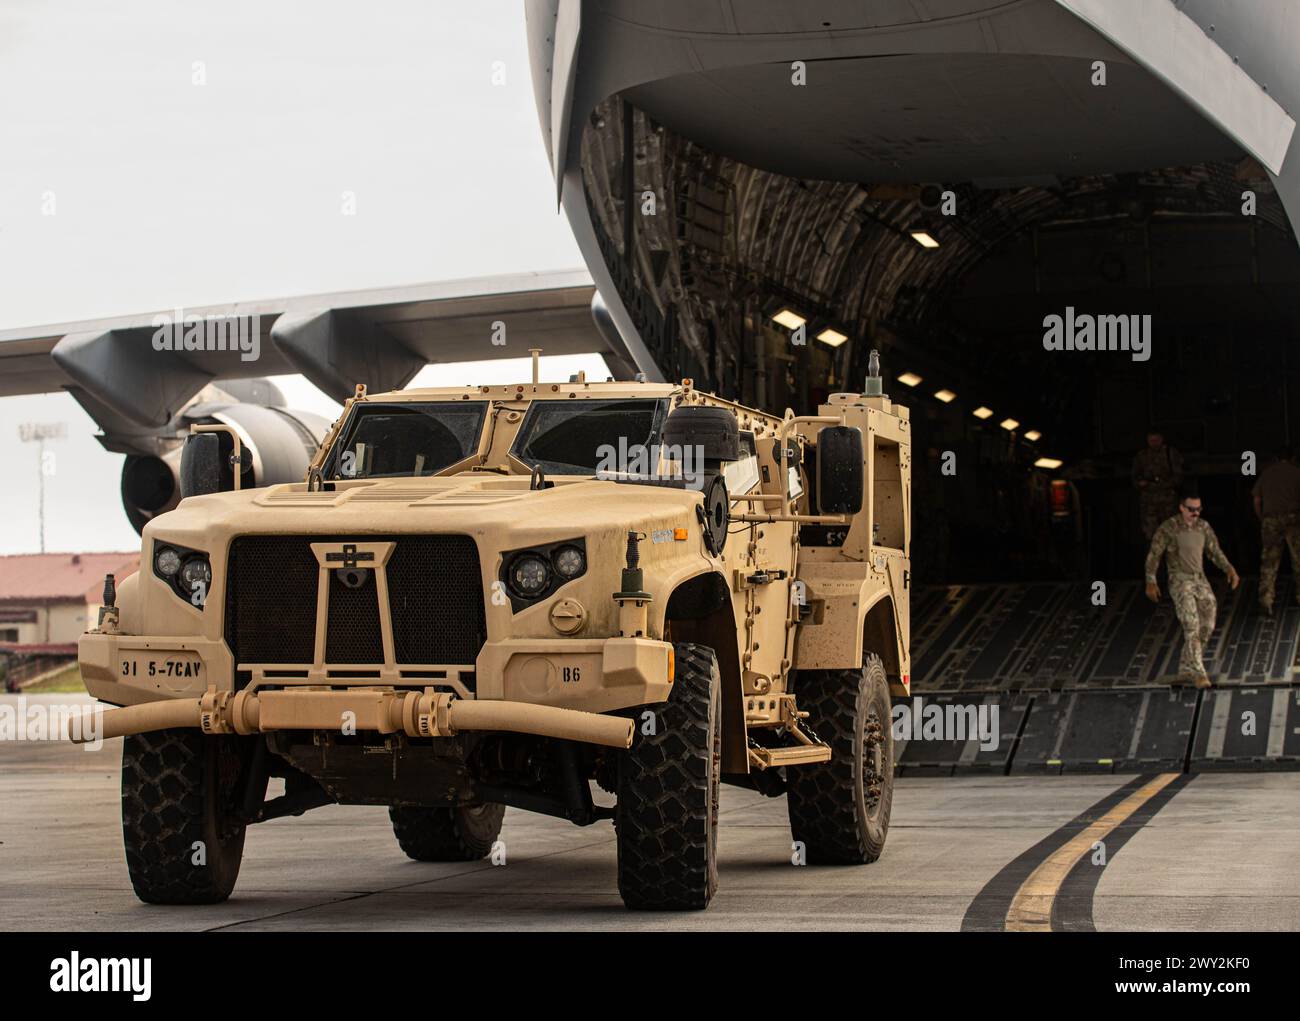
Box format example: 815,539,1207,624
1132,431,1183,541
1252,449,1300,615
1144,492,1239,688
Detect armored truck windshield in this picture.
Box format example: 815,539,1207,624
510,397,668,474
327,401,488,479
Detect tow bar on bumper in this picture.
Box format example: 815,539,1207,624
66,689,634,749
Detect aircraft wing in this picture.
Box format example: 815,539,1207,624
0,268,623,428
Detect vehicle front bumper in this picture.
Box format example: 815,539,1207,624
77,630,673,744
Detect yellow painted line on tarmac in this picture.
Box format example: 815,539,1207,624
1004,772,1181,931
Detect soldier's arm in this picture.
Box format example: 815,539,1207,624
1144,525,1169,583
1204,523,1234,575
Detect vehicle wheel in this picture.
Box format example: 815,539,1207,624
121,727,249,904
786,654,894,865
616,642,721,910
388,803,505,862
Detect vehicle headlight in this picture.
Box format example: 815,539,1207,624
509,554,551,598
180,556,212,595
151,542,211,608
552,545,586,579
154,546,182,577
498,538,586,609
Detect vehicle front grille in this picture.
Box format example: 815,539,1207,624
224,535,487,686
325,574,383,664
226,537,318,667
387,536,487,665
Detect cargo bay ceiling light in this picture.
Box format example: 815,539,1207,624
898,372,923,387
910,230,940,249
1024,430,1042,442
771,309,806,330
1000,418,1020,432
934,389,956,403
816,327,848,347
972,406,994,420
1034,457,1064,470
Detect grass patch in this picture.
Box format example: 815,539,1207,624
18,663,87,694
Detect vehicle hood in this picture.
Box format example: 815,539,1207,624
144,475,704,550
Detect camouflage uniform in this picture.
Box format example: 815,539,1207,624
1132,445,1183,540
1145,515,1233,681
1254,459,1300,611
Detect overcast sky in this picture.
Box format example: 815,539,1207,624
0,0,590,554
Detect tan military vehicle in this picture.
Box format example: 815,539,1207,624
76,352,911,910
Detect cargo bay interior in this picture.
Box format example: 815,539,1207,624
571,54,1300,772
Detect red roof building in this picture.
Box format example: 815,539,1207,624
0,552,140,653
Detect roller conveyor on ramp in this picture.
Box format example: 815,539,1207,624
898,579,1300,775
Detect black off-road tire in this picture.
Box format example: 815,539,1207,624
786,654,894,865
616,642,721,910
388,803,505,862
121,727,249,904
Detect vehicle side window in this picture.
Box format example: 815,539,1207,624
723,431,760,494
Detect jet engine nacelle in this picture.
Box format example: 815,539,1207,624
119,403,330,533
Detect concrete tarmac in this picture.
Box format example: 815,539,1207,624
1,697,1297,931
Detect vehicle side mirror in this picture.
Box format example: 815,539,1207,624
817,426,864,515
180,433,222,498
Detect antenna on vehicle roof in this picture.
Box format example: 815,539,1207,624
530,348,542,384
865,349,883,396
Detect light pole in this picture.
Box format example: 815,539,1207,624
18,422,66,554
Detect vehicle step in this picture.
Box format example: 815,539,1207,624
748,744,832,769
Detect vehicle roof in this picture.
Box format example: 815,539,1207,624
359,379,785,427
363,380,681,401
